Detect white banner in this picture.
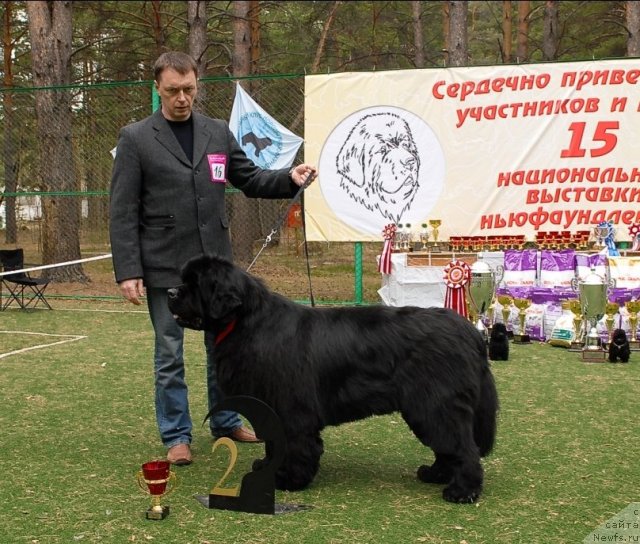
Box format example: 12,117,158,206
304,59,640,242
229,83,303,170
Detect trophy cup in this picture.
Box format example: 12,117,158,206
403,223,412,252
497,294,513,336
604,302,619,346
571,266,613,362
593,224,610,250
419,223,429,251
624,300,640,349
467,257,503,339
568,298,584,351
136,460,177,520
429,219,442,253
512,298,532,344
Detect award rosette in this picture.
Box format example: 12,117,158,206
443,260,471,318
628,223,640,251
377,223,397,274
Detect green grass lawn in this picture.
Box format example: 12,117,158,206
1,303,639,543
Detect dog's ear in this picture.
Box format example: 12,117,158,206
208,288,242,319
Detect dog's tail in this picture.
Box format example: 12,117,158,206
474,365,499,457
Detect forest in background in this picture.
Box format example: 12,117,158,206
1,1,639,281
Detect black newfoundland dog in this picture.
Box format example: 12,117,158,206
608,328,631,363
167,255,499,503
488,322,510,361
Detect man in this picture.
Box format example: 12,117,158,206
109,51,316,465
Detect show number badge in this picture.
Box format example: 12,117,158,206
207,154,227,183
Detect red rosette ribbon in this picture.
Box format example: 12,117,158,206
443,260,471,318
377,223,398,274
629,223,640,251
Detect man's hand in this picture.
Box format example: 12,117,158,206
290,164,318,187
119,278,145,305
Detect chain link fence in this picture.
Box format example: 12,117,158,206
0,76,383,304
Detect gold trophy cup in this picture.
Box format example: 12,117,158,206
497,294,513,335
568,299,584,351
428,219,442,253
513,298,532,344
604,302,619,345
624,300,640,349
137,460,177,520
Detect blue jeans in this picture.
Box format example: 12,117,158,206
146,287,241,448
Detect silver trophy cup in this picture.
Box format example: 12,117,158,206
468,257,503,336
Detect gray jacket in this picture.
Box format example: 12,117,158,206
109,109,297,287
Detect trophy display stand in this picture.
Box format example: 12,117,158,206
195,396,312,516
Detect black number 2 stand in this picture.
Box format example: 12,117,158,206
194,395,311,515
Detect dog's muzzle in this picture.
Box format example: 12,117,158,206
167,287,204,330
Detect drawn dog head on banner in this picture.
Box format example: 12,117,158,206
335,112,421,224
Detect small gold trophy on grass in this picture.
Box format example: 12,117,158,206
624,300,640,349
429,219,442,252
513,298,532,344
604,302,619,346
137,460,177,520
497,294,513,336
568,299,584,351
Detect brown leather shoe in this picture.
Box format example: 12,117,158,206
228,426,263,443
167,443,192,465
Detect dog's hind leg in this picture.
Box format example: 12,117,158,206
405,407,484,503
275,432,324,492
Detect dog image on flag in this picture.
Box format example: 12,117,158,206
335,111,421,224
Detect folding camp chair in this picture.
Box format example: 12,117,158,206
0,249,52,310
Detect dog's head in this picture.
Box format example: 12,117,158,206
336,112,420,223
167,254,244,331
490,322,508,340
612,328,628,345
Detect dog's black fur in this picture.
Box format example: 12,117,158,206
167,255,499,503
608,328,631,363
488,323,509,361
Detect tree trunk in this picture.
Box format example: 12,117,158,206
150,0,166,56
501,0,512,63
516,0,530,62
26,0,88,282
448,1,468,67
3,0,17,244
291,1,340,133
542,0,559,61
627,0,640,57
230,0,261,265
412,0,425,68
187,0,208,109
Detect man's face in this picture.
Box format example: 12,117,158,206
155,67,197,121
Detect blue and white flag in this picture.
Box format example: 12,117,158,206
229,83,303,169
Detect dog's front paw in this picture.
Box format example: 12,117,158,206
442,484,481,504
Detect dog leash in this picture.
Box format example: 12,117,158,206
246,170,316,307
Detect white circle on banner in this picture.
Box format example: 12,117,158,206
319,106,445,236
